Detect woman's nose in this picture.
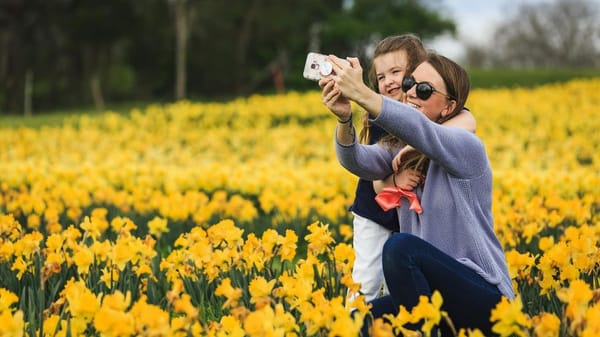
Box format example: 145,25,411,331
405,85,417,98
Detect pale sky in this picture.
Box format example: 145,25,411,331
428,0,600,62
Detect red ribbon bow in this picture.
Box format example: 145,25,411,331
375,187,423,214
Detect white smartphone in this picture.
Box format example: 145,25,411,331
302,52,349,81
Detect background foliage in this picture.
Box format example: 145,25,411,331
0,0,454,113
3,0,598,115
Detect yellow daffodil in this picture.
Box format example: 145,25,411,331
0,239,14,263
305,221,334,256
13,231,43,258
409,291,444,336
557,279,593,331
10,257,28,279
278,229,298,262
490,295,531,337
173,293,199,321
0,289,19,312
94,291,135,336
457,328,486,337
0,309,24,337
62,278,100,322
207,219,244,248
129,295,170,336
249,276,276,309
72,248,93,275
147,216,168,238
582,302,600,337
505,250,536,280
219,315,245,337
215,277,242,309
369,318,395,337
243,304,280,337
531,312,561,337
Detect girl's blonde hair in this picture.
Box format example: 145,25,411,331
359,34,427,146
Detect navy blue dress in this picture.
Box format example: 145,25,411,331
349,123,399,231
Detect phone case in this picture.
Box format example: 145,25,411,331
303,52,329,81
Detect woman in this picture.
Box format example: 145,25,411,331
320,52,514,335
331,34,476,304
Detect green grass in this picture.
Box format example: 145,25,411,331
3,68,600,127
467,67,600,89
1,111,85,128
0,101,151,128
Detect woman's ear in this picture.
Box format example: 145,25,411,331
440,100,457,120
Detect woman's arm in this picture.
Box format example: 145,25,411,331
326,56,485,178
375,97,488,178
319,78,356,145
391,109,476,172
335,141,395,181
320,69,394,180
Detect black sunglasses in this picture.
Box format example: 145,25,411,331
401,76,454,100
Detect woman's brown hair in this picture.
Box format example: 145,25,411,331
400,52,471,174
426,53,470,124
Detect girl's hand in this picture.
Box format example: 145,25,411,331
394,168,422,190
392,145,418,173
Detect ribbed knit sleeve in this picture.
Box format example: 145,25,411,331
334,126,396,181
374,96,488,179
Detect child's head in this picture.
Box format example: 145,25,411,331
361,34,427,145
368,34,427,101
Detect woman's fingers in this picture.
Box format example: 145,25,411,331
322,82,339,102
319,77,334,89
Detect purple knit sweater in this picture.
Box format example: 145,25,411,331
335,96,514,299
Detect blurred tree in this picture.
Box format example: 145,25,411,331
0,0,458,113
64,0,136,111
321,0,455,58
486,0,599,68
127,0,173,100
0,0,46,114
169,0,189,100
187,0,343,97
463,44,490,68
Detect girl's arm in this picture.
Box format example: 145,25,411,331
442,109,476,133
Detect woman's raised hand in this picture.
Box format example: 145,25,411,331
327,55,384,117
319,77,351,122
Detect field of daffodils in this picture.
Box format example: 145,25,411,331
0,79,599,336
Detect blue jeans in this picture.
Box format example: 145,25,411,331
361,233,503,336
